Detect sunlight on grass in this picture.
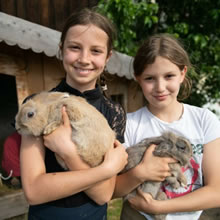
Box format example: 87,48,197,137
107,198,123,220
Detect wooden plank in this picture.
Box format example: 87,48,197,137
16,0,27,20
0,0,16,15
43,56,65,91
0,191,29,219
52,0,70,31
40,0,50,28
26,0,40,24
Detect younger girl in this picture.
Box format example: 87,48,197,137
116,33,220,219
20,8,128,220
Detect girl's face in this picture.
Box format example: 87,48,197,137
136,56,186,112
62,24,111,92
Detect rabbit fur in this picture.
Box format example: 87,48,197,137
15,91,115,169
120,131,192,220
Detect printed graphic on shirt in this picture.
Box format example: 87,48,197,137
162,158,200,198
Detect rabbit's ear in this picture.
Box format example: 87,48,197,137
46,92,69,103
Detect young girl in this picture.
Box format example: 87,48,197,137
20,8,128,220
115,34,220,220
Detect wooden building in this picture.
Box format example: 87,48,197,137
0,12,144,153
0,0,100,31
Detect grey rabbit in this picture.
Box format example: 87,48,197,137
15,91,115,169
120,131,192,220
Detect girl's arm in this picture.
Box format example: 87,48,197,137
113,144,176,198
43,107,128,205
20,134,125,205
63,140,127,205
128,138,220,214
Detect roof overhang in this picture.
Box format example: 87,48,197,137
0,12,134,79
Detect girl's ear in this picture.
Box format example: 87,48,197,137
106,50,113,63
135,75,141,83
58,43,63,59
180,66,187,82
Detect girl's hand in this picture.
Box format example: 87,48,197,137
128,188,158,214
43,106,89,170
136,144,176,182
102,140,128,176
43,106,77,158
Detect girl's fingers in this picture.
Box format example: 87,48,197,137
62,106,70,126
147,144,157,154
114,139,121,148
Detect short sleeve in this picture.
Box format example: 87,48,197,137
202,109,220,144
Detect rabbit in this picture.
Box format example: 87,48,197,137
120,131,192,220
15,91,115,169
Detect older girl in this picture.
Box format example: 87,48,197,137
20,8,127,220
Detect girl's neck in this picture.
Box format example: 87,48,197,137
66,77,96,93
147,102,184,123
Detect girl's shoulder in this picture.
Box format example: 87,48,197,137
183,103,219,121
183,104,220,142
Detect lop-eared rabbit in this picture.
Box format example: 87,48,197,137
120,132,192,220
15,91,115,169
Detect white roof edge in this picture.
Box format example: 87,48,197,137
0,12,134,79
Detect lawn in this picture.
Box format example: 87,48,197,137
107,198,122,220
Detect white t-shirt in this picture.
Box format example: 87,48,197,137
124,104,220,220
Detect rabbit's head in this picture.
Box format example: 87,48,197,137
154,132,192,166
15,98,50,136
15,91,70,136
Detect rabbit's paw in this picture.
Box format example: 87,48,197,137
179,175,187,188
165,176,180,189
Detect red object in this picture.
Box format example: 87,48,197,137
1,132,21,177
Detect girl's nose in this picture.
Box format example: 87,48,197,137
78,50,90,64
155,79,165,92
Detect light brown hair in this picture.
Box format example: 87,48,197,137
133,33,193,100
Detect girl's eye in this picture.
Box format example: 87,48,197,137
144,77,154,81
92,49,103,54
165,74,175,79
69,45,80,50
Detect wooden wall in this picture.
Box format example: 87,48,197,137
0,0,99,31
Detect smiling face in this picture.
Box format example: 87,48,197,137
136,56,186,113
61,24,111,92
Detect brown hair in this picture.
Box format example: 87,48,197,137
133,33,193,100
60,8,116,57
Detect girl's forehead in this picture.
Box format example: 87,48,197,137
142,56,179,75
65,24,108,45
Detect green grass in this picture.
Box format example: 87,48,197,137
107,198,122,220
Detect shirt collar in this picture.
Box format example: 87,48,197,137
55,79,102,101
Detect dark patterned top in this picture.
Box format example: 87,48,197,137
43,79,126,207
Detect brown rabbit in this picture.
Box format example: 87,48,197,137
120,132,192,220
15,91,115,169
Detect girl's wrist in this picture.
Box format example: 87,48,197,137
100,161,117,179
133,163,148,183
62,150,89,170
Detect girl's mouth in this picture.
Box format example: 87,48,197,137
154,95,168,101
75,67,93,75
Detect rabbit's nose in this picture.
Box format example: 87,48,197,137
27,112,34,118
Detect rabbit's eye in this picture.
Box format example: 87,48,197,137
178,146,186,151
27,112,34,118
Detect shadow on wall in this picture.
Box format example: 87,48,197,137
0,74,18,164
